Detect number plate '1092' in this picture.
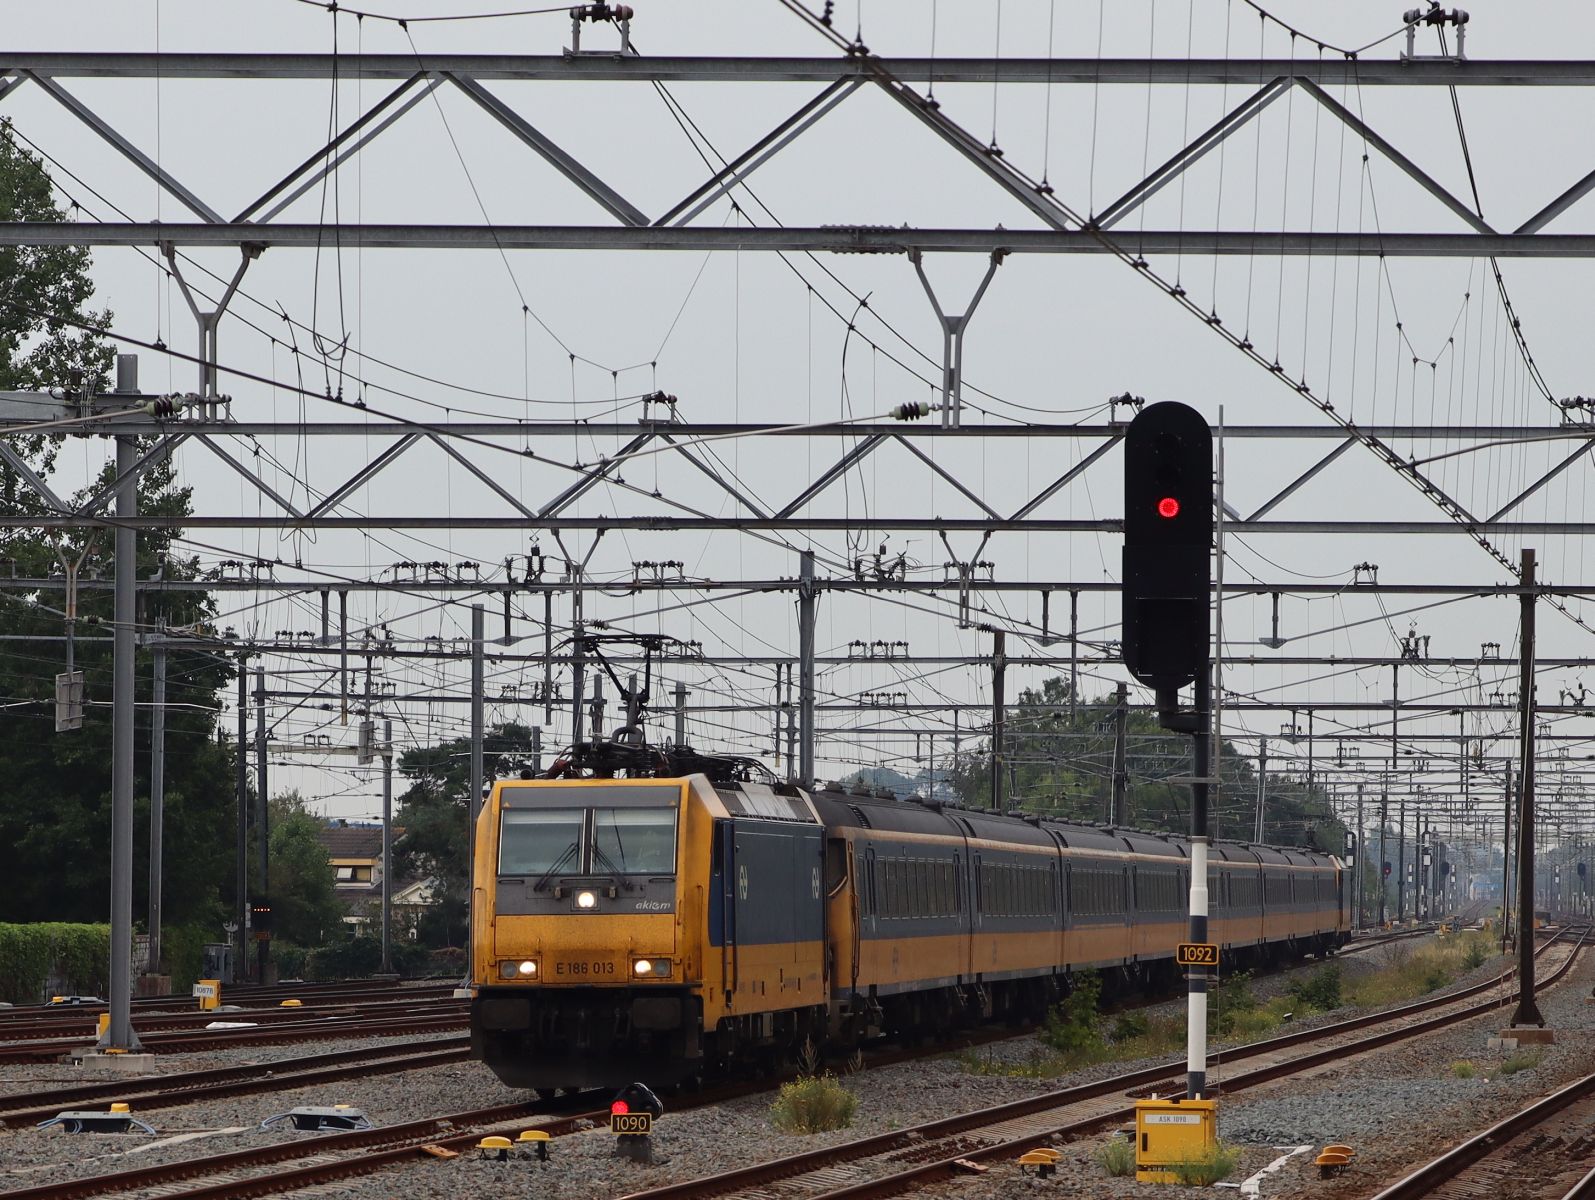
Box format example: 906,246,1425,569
611,1113,652,1134
1175,942,1219,967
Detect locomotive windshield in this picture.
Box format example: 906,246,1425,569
498,785,680,877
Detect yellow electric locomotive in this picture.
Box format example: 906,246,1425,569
470,766,828,1092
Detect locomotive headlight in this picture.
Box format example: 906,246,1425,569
632,958,669,978
498,959,539,979
575,890,598,910
518,960,538,977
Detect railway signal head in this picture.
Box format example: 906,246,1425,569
1121,401,1214,692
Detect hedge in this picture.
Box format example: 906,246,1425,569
0,923,111,1003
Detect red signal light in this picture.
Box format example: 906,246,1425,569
611,1100,630,1115
1156,496,1180,519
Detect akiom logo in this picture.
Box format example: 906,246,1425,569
633,899,673,912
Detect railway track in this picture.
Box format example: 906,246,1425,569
0,1006,468,1064
0,981,455,1024
612,928,1589,1200
0,997,465,1045
0,1037,472,1128
1367,1069,1595,1200
4,930,1579,1200
0,1099,576,1200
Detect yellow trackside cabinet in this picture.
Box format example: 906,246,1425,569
1134,1097,1218,1182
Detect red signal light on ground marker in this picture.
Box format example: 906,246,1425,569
1157,496,1180,519
611,1100,630,1115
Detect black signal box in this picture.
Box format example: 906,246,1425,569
1121,402,1214,691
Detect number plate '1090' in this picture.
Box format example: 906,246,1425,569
611,1113,652,1134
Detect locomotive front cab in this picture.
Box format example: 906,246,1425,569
471,778,705,1091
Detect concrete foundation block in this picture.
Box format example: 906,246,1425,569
64,1050,160,1074
1502,1027,1555,1045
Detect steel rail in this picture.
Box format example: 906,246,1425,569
0,1099,573,1200
0,1009,467,1064
1367,1070,1595,1200
0,1040,470,1129
0,997,464,1041
805,928,1591,1200
8,933,1578,1200
615,929,1587,1200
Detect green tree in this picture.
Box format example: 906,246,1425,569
394,722,541,947
0,118,115,483
944,676,1347,852
263,792,344,947
0,118,236,949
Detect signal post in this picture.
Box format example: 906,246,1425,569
1121,402,1219,1177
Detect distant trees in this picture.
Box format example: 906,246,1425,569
263,792,345,947
942,677,1347,851
0,118,237,954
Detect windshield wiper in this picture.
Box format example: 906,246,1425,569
592,841,627,879
532,841,579,893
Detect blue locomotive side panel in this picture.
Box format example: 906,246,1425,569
709,817,824,947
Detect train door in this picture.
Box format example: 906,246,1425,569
862,847,878,935
972,853,984,932
708,819,738,1005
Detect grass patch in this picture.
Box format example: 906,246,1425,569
769,1073,858,1134
958,1010,1185,1079
1287,963,1343,1012
1169,1142,1241,1186
1098,1136,1137,1177
956,1045,1072,1079
1499,1049,1544,1076
1450,1060,1477,1078
1346,931,1497,1009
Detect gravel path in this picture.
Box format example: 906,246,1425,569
0,933,1573,1200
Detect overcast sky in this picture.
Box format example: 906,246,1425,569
5,1,1594,850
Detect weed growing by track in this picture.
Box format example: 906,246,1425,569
958,929,1505,1082
1345,931,1498,1008
1450,1059,1477,1078
1097,1135,1136,1176
1169,1142,1240,1186
1498,1049,1544,1076
769,1074,859,1134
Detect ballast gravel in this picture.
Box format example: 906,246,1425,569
0,934,1584,1200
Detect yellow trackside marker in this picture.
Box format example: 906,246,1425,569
478,1135,513,1161
1019,1150,1059,1177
